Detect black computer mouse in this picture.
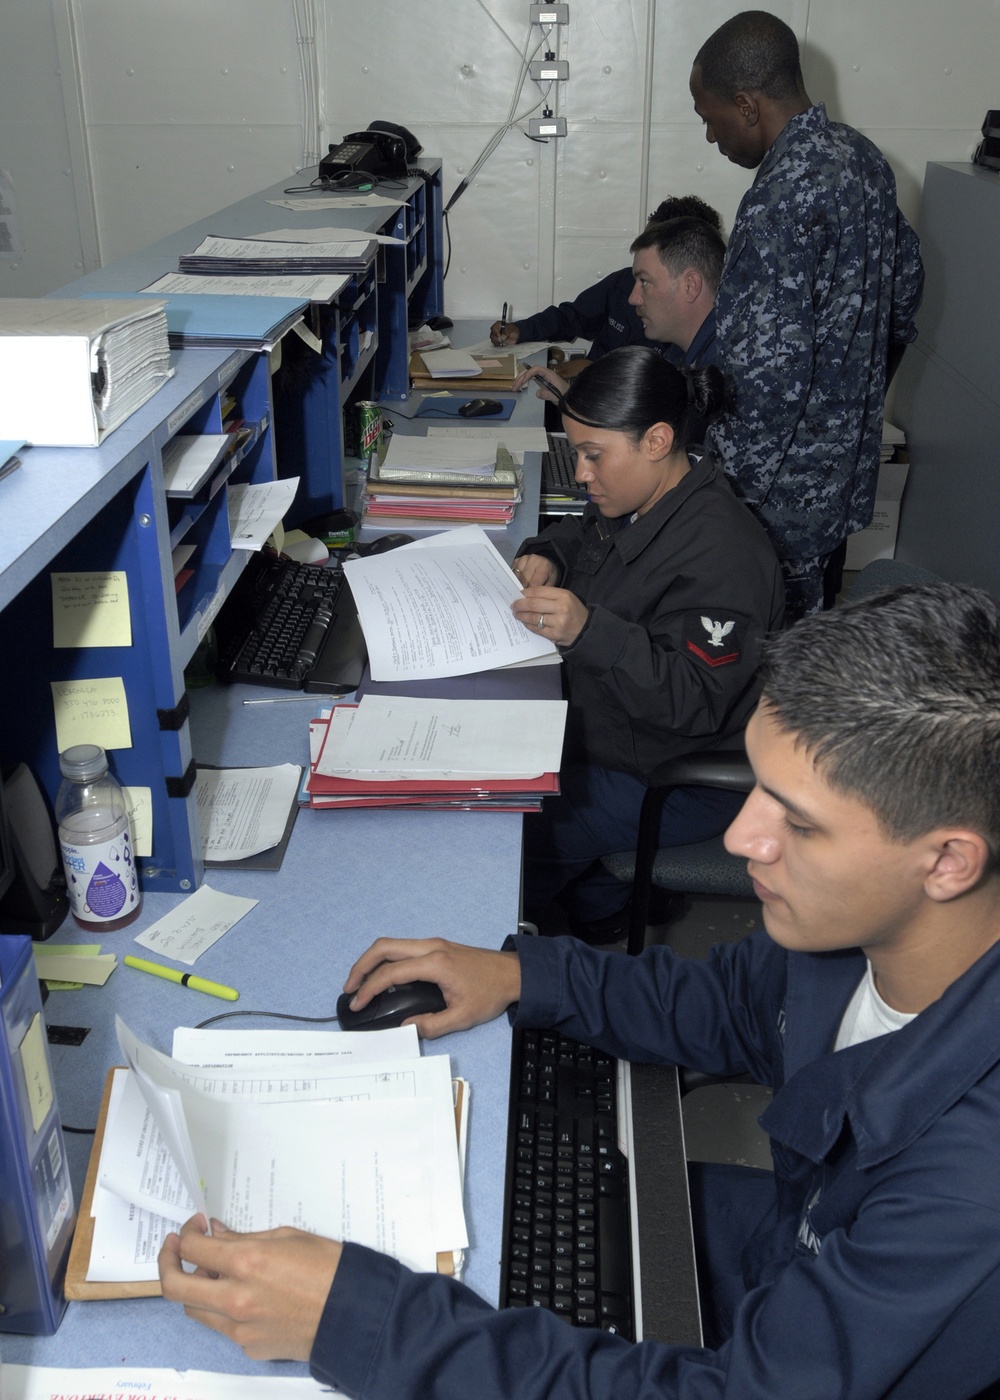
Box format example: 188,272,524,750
337,980,448,1031
458,398,504,417
362,532,416,555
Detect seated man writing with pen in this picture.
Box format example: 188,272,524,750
491,194,724,376
160,579,1000,1399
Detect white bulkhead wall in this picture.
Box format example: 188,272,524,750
0,0,995,308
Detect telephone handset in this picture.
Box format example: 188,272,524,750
318,122,421,182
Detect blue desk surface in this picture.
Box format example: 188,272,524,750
5,681,521,1376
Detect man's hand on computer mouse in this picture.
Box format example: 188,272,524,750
512,364,568,402
343,938,522,1040
159,1215,340,1361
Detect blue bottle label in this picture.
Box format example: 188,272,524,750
61,829,139,922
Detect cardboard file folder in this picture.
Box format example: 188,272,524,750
0,934,75,1333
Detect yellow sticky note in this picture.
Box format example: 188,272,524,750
51,571,132,648
123,784,153,858
34,941,103,991
51,676,132,752
19,1012,54,1133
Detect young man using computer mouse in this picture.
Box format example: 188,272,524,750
159,581,1000,1399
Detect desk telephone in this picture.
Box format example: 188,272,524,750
319,121,420,181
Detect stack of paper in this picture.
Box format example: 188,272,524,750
881,418,906,463
409,349,519,392
70,1020,469,1292
179,234,378,276
144,269,349,303
304,694,565,811
362,439,523,530
0,298,173,446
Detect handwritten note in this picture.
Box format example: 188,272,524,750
51,571,132,648
133,884,258,965
19,1012,54,1132
123,784,153,857
51,675,132,751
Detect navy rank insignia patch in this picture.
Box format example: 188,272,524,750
684,613,741,668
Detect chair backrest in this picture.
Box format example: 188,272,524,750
845,558,940,602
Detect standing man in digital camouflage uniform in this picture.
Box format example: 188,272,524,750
690,11,924,621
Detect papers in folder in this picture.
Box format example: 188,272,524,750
179,234,378,276
304,695,565,811
0,298,173,446
78,1020,468,1288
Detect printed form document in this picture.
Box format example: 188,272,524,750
89,1021,466,1282
343,528,559,680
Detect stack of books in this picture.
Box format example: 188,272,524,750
179,234,378,276
361,437,522,531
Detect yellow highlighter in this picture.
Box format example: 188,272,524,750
124,954,239,1001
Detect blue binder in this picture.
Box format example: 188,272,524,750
0,935,75,1333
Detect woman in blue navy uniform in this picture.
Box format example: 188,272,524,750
509,345,784,940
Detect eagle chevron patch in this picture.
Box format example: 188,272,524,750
683,611,742,668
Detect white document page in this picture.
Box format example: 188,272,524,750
381,434,497,475
426,423,549,459
195,763,300,860
161,433,230,493
227,477,299,550
172,1024,420,1065
420,348,482,378
0,1366,331,1400
269,192,405,210
343,535,558,680
189,235,368,261
459,336,555,358
132,884,258,965
318,694,566,779
114,1021,466,1270
144,271,348,301
255,225,405,247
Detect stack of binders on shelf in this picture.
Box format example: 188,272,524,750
178,234,378,277
303,694,565,813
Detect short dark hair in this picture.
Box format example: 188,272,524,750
694,10,803,101
759,582,1000,856
560,345,726,452
647,194,724,236
630,216,726,293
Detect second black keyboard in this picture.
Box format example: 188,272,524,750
213,550,366,692
499,1026,635,1339
541,433,589,501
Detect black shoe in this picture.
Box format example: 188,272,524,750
568,890,685,946
567,904,631,946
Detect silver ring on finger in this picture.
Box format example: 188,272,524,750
538,614,545,629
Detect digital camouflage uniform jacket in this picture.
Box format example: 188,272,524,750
706,104,924,562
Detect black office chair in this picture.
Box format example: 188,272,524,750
602,557,943,960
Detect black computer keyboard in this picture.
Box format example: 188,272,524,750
499,1027,635,1339
213,551,367,692
541,433,589,501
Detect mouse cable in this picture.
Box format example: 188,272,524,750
62,1122,97,1134
193,1007,341,1030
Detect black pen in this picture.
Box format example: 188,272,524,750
499,301,508,344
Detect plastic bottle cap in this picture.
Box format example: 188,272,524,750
59,744,108,782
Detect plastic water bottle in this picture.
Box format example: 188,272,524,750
56,744,141,930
